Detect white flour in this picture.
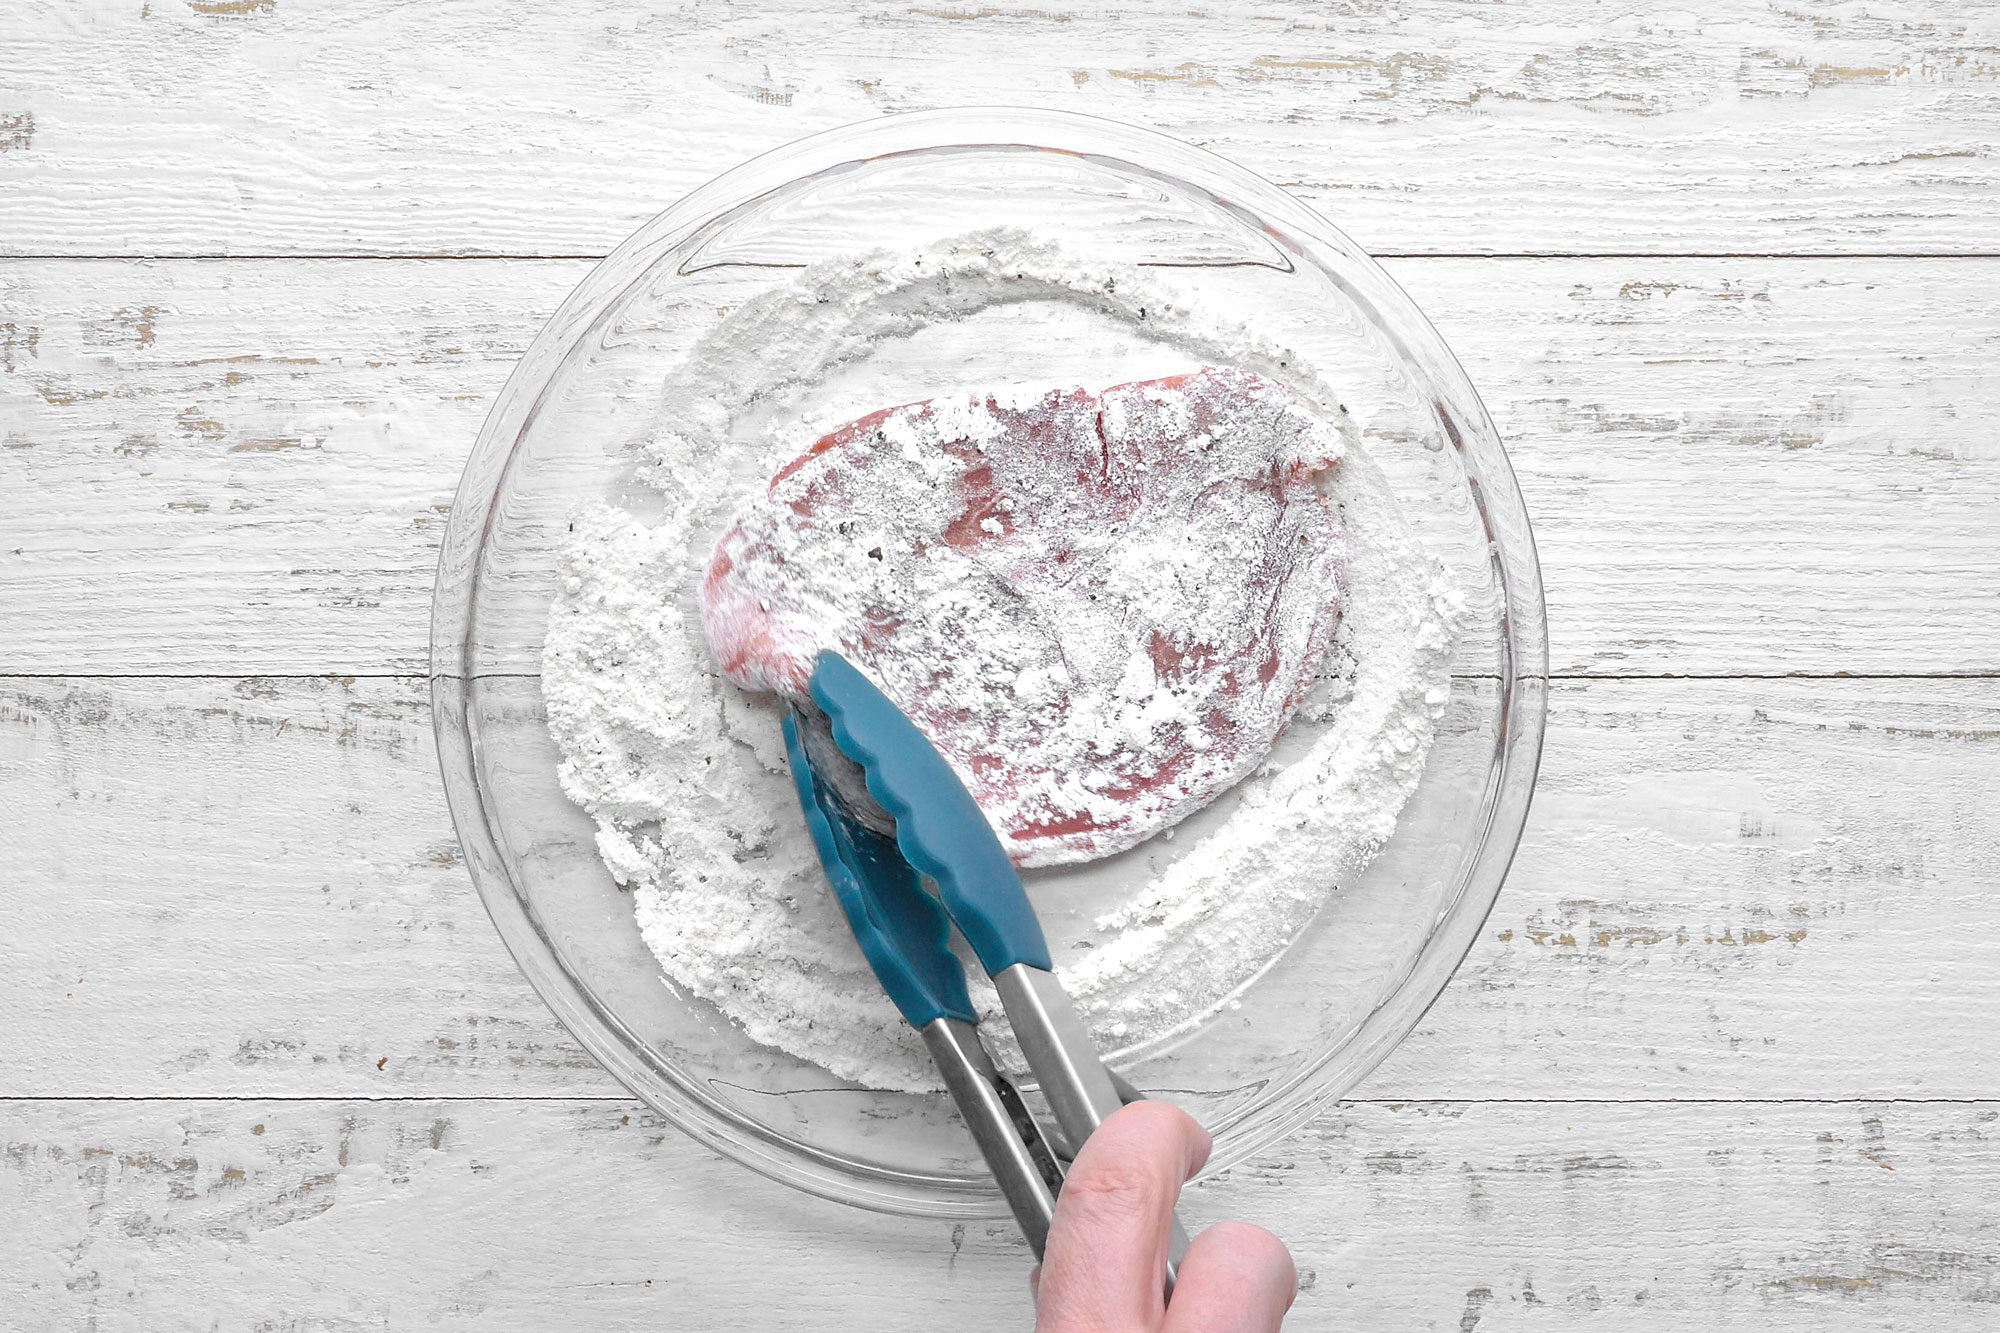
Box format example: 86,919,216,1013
543,231,1459,1092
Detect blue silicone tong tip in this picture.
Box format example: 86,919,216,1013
782,711,974,1028
806,652,1051,976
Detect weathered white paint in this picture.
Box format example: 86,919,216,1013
4,2,2000,256
6,3,1998,1325
6,675,1996,1102
4,1098,1996,1330
5,257,1998,675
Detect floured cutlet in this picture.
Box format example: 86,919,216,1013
701,367,1346,867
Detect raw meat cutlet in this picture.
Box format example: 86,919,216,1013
701,367,1346,867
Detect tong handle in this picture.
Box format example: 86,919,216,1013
997,964,1189,1292
921,1018,1065,1258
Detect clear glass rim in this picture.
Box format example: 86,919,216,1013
430,106,1549,1218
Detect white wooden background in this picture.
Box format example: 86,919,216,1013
4,2,1999,1329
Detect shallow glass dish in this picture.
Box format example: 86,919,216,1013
431,108,1547,1218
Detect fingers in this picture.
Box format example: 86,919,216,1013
1160,1221,1297,1333
1035,1101,1212,1331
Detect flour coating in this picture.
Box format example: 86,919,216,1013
542,231,1459,1091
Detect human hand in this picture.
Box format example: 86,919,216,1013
1034,1102,1297,1331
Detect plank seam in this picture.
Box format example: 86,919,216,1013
5,1095,1995,1105
5,672,1995,683
6,252,2000,263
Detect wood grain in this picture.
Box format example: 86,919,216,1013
7,674,1996,1101
5,1097,1996,1330
5,1,2000,256
5,257,1998,676
8,5,1999,1323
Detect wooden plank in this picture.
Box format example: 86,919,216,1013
0,673,612,1099
1374,675,2000,1101
4,1097,1996,1329
6,674,1997,1101
5,2,2000,257
0,258,525,678
4,257,1998,675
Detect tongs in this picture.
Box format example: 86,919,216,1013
782,651,1189,1280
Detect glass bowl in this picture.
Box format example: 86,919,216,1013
431,108,1546,1218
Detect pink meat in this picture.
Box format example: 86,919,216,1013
702,368,1345,867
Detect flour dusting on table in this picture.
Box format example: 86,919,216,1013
543,231,1459,1092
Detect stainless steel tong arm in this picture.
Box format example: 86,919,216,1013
994,963,1191,1286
